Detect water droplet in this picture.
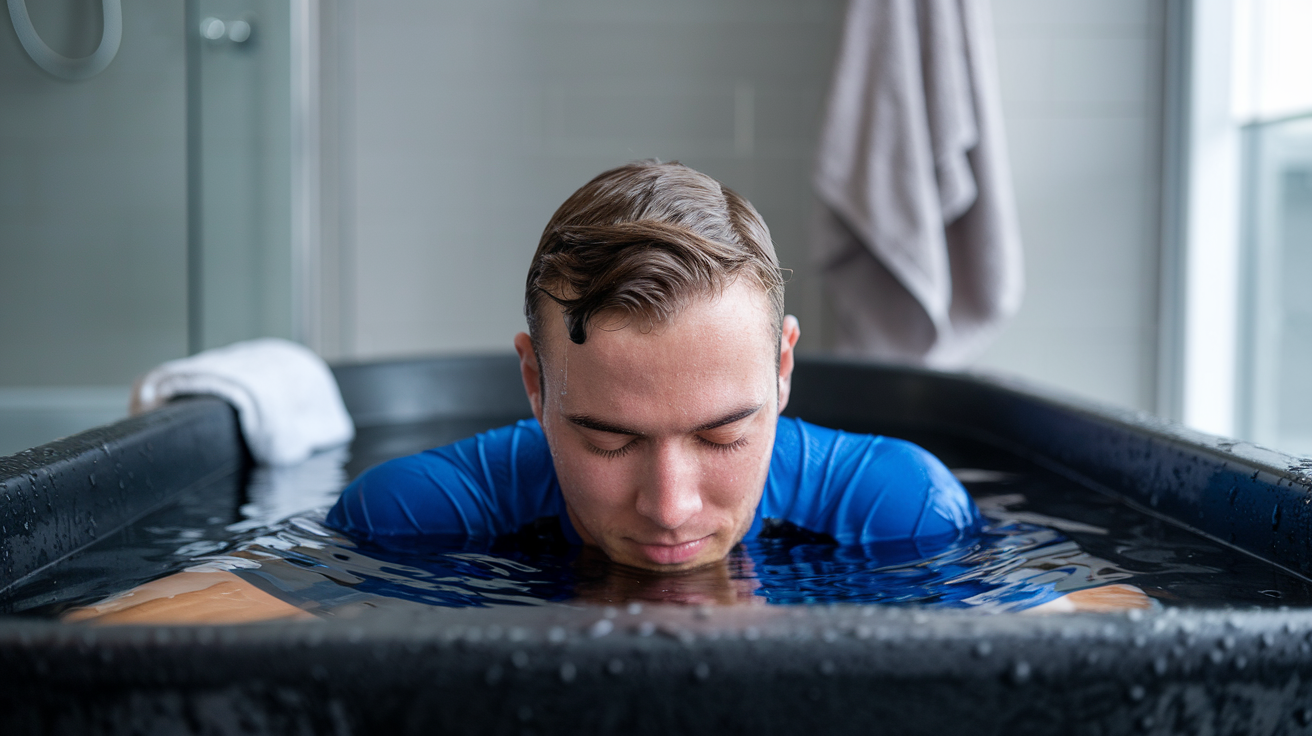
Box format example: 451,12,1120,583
1272,505,1282,530
1228,486,1238,505
819,660,836,676
547,626,566,644
693,662,710,681
1295,707,1311,726
1222,635,1236,650
559,662,576,683
1128,684,1145,702
588,619,614,639
626,602,642,615
484,664,503,685
517,705,533,723
1153,657,1168,676
636,621,656,637
974,641,992,658
1008,661,1031,685
511,651,529,669
1209,649,1225,665
1261,632,1275,648
607,658,624,675
743,626,760,641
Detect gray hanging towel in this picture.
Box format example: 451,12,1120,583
812,0,1023,367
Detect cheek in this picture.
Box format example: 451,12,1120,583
699,450,771,509
551,446,633,509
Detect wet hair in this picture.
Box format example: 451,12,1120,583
525,160,786,355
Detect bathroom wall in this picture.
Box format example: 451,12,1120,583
0,0,188,453
975,0,1167,413
331,0,1169,414
326,0,848,362
0,0,1171,455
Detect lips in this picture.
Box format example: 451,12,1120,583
632,536,710,566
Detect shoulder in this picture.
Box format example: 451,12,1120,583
767,417,979,544
325,419,557,540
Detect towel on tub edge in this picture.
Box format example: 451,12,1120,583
130,338,355,466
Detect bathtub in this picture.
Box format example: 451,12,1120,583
2,355,1311,734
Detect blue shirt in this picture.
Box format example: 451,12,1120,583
326,416,981,546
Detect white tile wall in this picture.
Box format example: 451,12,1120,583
337,0,846,359
976,0,1166,411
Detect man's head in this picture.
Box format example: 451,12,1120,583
513,161,800,572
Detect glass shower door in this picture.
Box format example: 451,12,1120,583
188,0,295,352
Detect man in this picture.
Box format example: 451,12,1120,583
326,160,979,571
67,161,1148,622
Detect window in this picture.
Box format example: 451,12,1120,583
1173,0,1312,455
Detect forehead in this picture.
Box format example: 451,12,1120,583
536,281,777,422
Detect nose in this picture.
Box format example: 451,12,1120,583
634,440,703,530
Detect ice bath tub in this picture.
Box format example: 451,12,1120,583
2,355,1312,735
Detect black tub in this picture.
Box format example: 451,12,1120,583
2,355,1312,735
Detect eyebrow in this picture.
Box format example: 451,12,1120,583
565,404,764,437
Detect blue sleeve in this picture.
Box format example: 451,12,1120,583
325,419,561,542
762,417,980,545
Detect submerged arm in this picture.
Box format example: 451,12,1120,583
63,570,312,626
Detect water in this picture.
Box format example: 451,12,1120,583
4,423,1311,620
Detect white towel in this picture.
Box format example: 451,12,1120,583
812,0,1023,367
130,338,355,466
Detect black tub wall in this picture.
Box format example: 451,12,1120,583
0,398,244,592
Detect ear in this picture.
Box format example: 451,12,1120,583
776,315,801,414
513,332,545,425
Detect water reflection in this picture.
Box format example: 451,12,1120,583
62,504,1153,623
36,451,1312,624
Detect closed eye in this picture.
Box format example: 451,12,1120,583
696,435,749,452
587,438,638,459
